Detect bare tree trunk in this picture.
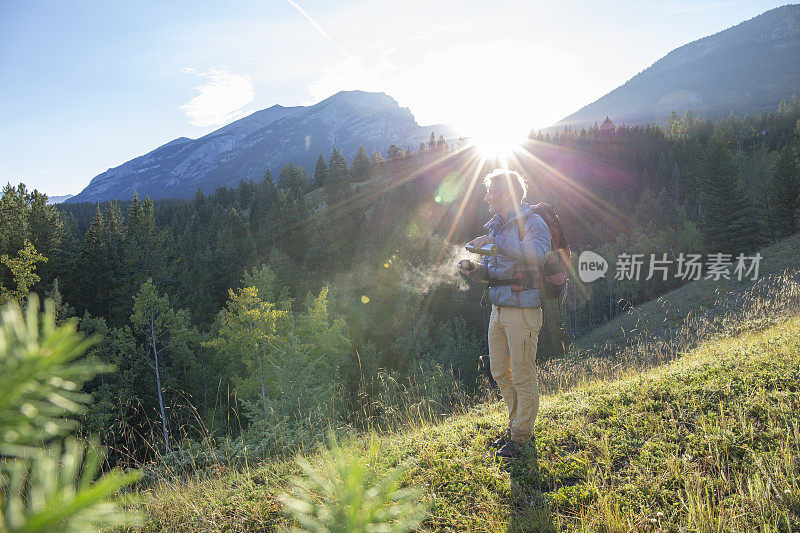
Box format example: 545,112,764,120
151,317,169,450
257,353,267,404
251,327,267,405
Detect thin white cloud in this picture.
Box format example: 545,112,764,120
179,67,255,127
286,0,353,59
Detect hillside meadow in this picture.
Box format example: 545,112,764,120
122,270,800,532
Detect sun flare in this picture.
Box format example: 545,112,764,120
469,131,525,160
461,117,530,161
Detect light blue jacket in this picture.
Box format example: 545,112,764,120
473,203,552,308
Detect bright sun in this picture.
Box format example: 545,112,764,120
470,131,525,159
461,116,530,161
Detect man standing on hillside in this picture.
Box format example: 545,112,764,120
459,169,552,459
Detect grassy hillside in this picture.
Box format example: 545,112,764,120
573,232,800,355
126,281,800,531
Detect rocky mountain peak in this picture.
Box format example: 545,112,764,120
68,91,453,203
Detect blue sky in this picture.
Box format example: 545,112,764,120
0,0,793,195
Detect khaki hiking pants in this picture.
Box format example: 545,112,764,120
488,305,542,443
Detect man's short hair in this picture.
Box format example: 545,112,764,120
483,169,528,202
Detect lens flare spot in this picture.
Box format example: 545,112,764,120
436,172,464,204
361,295,370,304
383,262,390,269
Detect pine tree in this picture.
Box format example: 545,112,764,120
249,176,279,234
351,146,371,182
278,163,307,195
370,151,384,178
314,155,328,189
790,95,800,115
124,194,167,320
387,145,404,163
73,208,110,318
27,188,63,281
103,201,128,323
667,110,681,138
436,134,447,153
0,184,63,290
746,136,776,244
211,207,256,301
0,184,30,258
44,278,75,325
771,143,800,237
277,163,295,190
328,147,349,184
698,136,758,252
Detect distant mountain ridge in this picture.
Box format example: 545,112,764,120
69,91,454,203
47,194,73,205
556,4,800,129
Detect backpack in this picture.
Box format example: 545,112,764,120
529,203,571,300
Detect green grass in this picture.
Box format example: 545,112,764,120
126,312,800,532
574,232,800,354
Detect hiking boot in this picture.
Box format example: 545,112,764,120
489,429,511,449
495,439,526,460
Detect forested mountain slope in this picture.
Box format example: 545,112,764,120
557,4,800,128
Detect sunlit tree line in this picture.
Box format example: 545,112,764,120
529,99,800,334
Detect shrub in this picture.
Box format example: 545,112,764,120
0,296,141,532
279,433,427,532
